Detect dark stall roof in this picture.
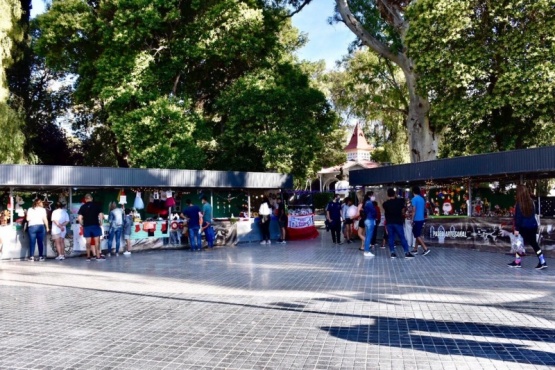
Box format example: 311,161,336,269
350,146,555,186
0,165,293,190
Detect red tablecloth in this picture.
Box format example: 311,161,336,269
287,214,319,240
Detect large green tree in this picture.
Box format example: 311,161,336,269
34,0,286,168
0,0,27,163
406,0,555,156
213,62,339,179
33,0,337,174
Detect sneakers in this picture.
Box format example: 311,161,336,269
55,255,65,260
123,251,131,256
363,252,375,257
508,261,521,268
535,262,548,270
346,240,352,244
410,249,418,254
423,249,431,256
86,257,91,262
404,252,415,259
106,253,111,257
280,240,287,244
39,256,45,262
96,255,106,261
28,256,34,261
337,241,343,245
390,253,397,259
260,241,267,245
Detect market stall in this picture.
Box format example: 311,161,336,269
422,216,555,254
0,165,293,260
349,146,555,257
286,205,319,240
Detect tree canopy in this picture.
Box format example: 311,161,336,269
30,0,338,178
406,0,555,157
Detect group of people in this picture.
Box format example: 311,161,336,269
258,196,288,245
70,193,133,261
326,187,432,259
20,185,551,269
24,193,217,262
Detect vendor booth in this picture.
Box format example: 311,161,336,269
349,146,555,257
286,205,319,240
0,165,293,260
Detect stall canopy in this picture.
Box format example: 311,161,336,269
0,165,293,189
349,146,555,186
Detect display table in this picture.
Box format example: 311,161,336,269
422,216,555,256
287,214,319,240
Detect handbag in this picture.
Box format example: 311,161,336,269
510,234,526,255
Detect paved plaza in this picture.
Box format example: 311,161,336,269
1,234,555,370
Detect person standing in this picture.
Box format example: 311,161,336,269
51,202,70,260
122,208,133,255
201,196,215,248
276,197,287,244
356,194,369,251
411,186,431,256
382,188,415,259
326,194,342,245
183,199,203,251
362,192,377,257
508,185,547,269
370,200,381,249
341,197,354,244
77,193,105,261
404,198,416,252
106,201,124,256
258,196,272,244
26,199,49,261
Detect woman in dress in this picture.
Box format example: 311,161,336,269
508,185,547,269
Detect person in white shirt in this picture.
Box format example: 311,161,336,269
26,199,49,261
51,202,70,260
259,196,272,244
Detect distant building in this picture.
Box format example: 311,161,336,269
317,123,380,192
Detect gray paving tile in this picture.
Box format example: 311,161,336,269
1,236,554,369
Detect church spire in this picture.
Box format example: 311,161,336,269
344,122,373,161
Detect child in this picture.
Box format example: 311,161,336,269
123,208,133,255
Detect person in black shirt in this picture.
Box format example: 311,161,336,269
77,194,105,261
326,194,342,244
382,188,415,259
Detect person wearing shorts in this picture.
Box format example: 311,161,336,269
411,186,430,256
51,202,70,260
78,193,105,261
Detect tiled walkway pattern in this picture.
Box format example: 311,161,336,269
1,235,554,369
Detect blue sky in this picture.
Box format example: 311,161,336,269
31,0,353,69
291,0,354,69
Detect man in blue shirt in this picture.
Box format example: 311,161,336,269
183,199,203,251
201,196,215,248
411,186,431,255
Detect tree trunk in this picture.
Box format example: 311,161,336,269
401,58,438,162
336,0,438,162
